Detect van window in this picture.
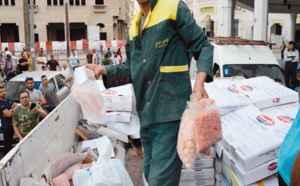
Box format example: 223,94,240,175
223,64,285,85
55,74,66,90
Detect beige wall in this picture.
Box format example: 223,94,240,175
0,0,130,42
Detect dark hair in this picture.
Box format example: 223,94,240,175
108,47,110,50
289,41,294,45
0,86,4,89
118,48,121,52
25,77,34,83
4,47,8,51
41,75,47,79
50,54,54,58
19,91,30,98
105,53,110,58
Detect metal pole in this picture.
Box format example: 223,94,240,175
29,0,35,71
65,0,70,58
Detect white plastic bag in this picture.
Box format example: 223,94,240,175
73,142,133,186
72,66,106,124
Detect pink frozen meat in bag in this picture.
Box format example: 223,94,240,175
192,98,222,153
177,108,196,169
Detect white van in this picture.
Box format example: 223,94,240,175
210,38,285,85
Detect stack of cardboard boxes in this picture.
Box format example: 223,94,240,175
206,77,299,186
179,147,216,186
96,82,140,139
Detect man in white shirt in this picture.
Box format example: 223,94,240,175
284,41,299,89
112,50,122,65
61,64,70,77
4,47,12,60
36,52,47,71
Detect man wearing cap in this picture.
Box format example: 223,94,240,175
2,54,15,80
41,66,47,71
87,0,213,185
112,50,122,65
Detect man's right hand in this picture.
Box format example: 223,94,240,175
86,64,107,79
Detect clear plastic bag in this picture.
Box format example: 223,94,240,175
177,108,196,169
72,67,106,124
190,94,222,154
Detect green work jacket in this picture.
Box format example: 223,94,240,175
105,0,213,127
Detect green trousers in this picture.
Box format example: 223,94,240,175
140,121,182,186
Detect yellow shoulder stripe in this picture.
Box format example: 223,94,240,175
129,0,179,40
144,0,179,29
160,65,188,73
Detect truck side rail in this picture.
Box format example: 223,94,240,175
0,94,80,186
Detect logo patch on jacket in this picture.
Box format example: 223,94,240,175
155,39,169,48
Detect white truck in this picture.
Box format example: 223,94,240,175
209,37,285,85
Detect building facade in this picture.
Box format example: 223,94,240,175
184,0,300,46
0,0,130,42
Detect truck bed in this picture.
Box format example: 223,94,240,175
0,94,80,186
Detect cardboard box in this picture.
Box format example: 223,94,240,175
179,178,215,186
106,112,131,123
101,85,133,103
222,149,277,185
204,81,253,115
104,102,132,112
232,76,298,109
180,168,215,180
222,164,278,186
182,158,214,169
262,102,299,124
196,146,216,159
221,105,290,170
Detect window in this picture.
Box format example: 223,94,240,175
49,78,55,88
100,32,107,40
27,0,35,5
47,0,65,6
233,19,239,37
95,0,104,5
55,75,65,90
69,0,85,6
4,0,8,6
271,23,282,36
11,0,14,5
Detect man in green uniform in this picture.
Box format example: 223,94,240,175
12,91,47,140
87,0,213,185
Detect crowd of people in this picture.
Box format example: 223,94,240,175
0,44,124,157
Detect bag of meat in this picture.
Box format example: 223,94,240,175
72,67,106,124
189,94,222,154
177,108,196,169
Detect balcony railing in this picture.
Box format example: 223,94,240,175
93,5,106,13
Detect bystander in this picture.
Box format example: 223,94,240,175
39,75,61,113
0,86,17,155
12,91,47,140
